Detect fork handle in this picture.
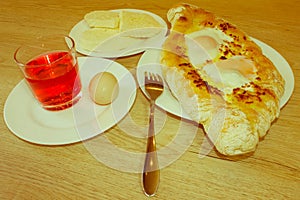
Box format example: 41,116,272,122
142,100,160,196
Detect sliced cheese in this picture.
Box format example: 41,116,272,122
119,10,163,38
79,28,119,51
84,10,120,28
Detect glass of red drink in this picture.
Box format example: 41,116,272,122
14,35,82,111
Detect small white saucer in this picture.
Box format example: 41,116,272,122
69,9,168,58
4,57,137,145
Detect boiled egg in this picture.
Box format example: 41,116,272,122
89,72,119,105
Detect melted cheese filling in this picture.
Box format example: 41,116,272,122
185,28,256,93
185,28,233,67
203,56,257,93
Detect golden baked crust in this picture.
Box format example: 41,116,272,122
161,3,285,155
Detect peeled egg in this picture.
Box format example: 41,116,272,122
89,72,119,105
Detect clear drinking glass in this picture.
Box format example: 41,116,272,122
14,35,82,111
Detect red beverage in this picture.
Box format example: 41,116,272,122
25,51,82,111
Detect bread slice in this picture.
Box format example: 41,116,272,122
84,10,120,28
161,3,285,155
119,10,163,38
79,28,119,51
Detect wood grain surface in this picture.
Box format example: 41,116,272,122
0,0,299,199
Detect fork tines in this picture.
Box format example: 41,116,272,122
144,72,163,83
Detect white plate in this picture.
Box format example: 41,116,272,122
69,9,168,58
137,38,294,121
4,57,137,145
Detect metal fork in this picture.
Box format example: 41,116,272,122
142,72,164,197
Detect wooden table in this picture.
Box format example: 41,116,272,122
0,0,299,199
